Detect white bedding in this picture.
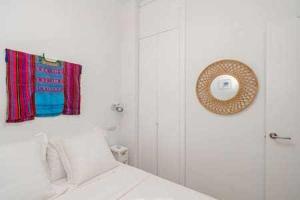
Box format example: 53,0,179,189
52,164,216,200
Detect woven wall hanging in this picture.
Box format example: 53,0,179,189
5,49,82,123
196,59,258,115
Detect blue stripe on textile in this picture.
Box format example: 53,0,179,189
36,82,63,88
35,56,64,117
36,71,63,79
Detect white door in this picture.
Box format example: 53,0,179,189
139,36,158,175
157,29,180,183
266,18,300,200
138,30,181,183
138,0,185,184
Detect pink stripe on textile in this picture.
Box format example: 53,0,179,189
18,54,24,119
5,49,35,123
37,77,63,84
37,86,64,92
25,53,30,116
63,61,82,115
37,67,63,74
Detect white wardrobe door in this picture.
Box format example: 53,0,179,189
138,36,158,175
157,30,180,183
139,30,181,182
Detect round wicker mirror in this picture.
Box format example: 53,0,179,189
196,59,258,115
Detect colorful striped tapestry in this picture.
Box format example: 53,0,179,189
63,61,82,115
5,49,36,123
35,56,64,117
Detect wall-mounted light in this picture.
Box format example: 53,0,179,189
111,103,124,112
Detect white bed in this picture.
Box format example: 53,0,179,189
52,164,216,200
0,132,217,200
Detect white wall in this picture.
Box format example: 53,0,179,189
0,0,123,144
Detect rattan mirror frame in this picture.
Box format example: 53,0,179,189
196,59,259,115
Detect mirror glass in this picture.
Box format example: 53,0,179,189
210,75,239,101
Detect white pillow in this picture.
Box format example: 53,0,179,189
0,136,55,200
47,142,67,181
56,131,119,185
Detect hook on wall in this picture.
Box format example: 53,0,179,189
41,52,58,63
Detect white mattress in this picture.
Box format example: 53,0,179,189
52,164,216,200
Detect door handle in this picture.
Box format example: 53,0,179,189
269,133,291,140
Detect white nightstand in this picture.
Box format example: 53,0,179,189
111,145,128,164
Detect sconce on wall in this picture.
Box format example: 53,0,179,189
111,103,124,113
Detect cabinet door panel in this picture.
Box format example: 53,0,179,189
157,29,180,183
138,37,158,174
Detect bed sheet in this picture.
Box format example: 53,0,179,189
52,164,216,200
